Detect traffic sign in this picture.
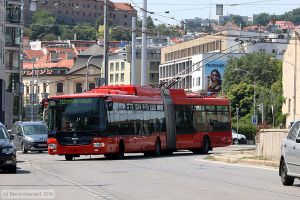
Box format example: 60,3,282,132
252,115,258,125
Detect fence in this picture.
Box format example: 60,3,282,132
256,129,289,161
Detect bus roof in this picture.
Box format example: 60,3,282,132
49,85,229,105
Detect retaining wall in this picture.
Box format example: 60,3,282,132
256,129,289,161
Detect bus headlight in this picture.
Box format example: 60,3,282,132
48,144,57,150
93,143,105,148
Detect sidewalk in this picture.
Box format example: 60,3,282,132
205,147,279,168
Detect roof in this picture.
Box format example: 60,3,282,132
79,44,104,56
46,47,76,54
23,50,44,60
113,3,135,11
67,57,103,74
23,54,74,70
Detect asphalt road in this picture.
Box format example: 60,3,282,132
1,146,300,200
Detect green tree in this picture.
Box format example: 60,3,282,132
230,15,246,27
282,8,300,25
23,27,32,37
109,27,131,41
73,23,97,40
224,53,280,90
43,33,58,41
30,10,60,40
224,53,285,127
30,24,60,41
32,9,56,25
147,16,155,29
253,13,270,26
60,26,75,40
97,25,105,39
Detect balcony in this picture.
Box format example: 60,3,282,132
5,27,21,47
6,5,22,24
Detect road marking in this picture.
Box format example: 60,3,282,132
196,158,278,171
23,159,115,200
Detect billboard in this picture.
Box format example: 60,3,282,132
205,61,225,93
216,4,223,16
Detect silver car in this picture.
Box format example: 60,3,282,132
11,121,48,153
279,121,300,185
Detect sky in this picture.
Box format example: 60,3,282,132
114,0,300,25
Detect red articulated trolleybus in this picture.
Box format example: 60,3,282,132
47,85,232,160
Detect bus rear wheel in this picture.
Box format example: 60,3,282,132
117,142,125,159
201,137,210,154
65,155,74,161
154,139,161,156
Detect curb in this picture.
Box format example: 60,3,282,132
207,155,279,168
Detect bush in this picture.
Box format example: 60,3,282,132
232,114,257,140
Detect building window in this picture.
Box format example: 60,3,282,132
89,83,95,90
75,83,82,93
57,83,63,93
121,73,124,82
110,74,114,83
110,63,114,72
121,62,125,70
196,77,201,86
115,74,119,82
116,62,119,71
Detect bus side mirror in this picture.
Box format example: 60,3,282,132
107,102,113,111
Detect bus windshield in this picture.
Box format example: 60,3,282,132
48,98,106,132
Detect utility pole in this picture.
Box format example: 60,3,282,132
141,0,147,86
131,17,137,85
236,107,239,145
31,62,34,121
103,0,109,85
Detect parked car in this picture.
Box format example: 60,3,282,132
279,121,300,186
11,121,48,153
232,130,247,145
0,122,17,173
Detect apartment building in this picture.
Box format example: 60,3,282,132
108,36,171,86
0,0,23,128
282,30,300,127
23,0,137,28
0,0,5,124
